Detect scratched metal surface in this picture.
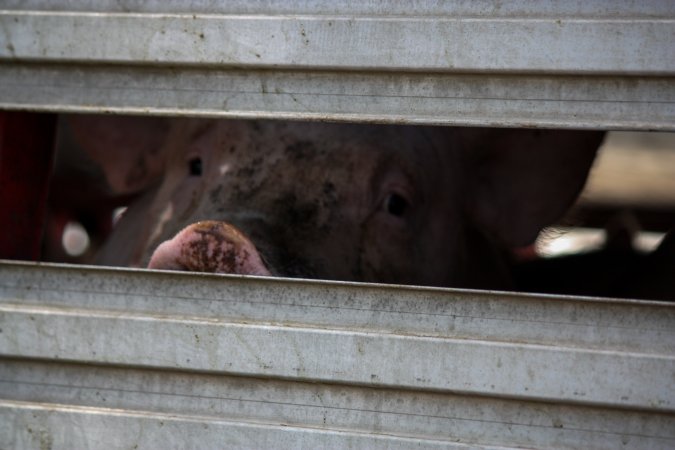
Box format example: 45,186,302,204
0,260,674,449
0,2,674,129
5,0,675,16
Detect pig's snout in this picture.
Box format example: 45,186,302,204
147,221,271,276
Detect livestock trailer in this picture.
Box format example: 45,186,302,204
1,2,674,448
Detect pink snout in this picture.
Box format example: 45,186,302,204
147,221,271,276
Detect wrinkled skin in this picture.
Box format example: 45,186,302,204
83,117,603,291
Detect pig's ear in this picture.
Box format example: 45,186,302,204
462,129,604,248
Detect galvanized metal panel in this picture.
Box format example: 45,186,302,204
1,361,674,449
0,261,674,448
1,261,674,355
0,3,674,128
0,63,673,130
2,11,673,74
0,401,520,450
3,302,673,410
6,0,675,17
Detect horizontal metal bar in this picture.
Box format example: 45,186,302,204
2,401,515,450
6,0,675,18
1,11,673,74
1,63,673,129
2,303,673,411
2,360,673,449
2,261,674,354
1,261,674,411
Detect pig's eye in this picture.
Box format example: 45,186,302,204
384,193,409,217
189,157,202,176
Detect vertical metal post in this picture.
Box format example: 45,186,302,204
0,111,57,260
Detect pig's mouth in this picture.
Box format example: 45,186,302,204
147,220,272,276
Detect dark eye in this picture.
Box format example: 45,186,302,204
189,157,202,176
384,193,408,217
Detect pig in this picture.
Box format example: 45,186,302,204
44,115,172,262
84,117,603,291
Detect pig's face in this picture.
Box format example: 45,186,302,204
96,119,602,290
141,121,484,287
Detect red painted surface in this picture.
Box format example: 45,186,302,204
0,111,57,260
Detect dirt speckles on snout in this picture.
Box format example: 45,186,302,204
178,221,240,273
148,221,270,275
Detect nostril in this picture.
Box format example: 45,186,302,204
189,157,203,176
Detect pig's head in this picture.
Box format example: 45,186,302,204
98,119,602,290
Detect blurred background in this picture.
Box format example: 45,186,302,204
537,131,675,257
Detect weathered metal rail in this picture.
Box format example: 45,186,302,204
1,261,674,448
1,1,674,129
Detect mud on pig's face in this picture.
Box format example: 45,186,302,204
143,120,470,286
100,119,601,290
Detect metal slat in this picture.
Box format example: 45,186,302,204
1,261,674,354
2,303,672,410
0,4,674,129
5,0,675,17
0,261,674,448
1,360,673,450
2,12,674,74
0,64,672,130
0,401,516,450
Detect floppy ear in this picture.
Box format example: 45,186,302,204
462,128,605,248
